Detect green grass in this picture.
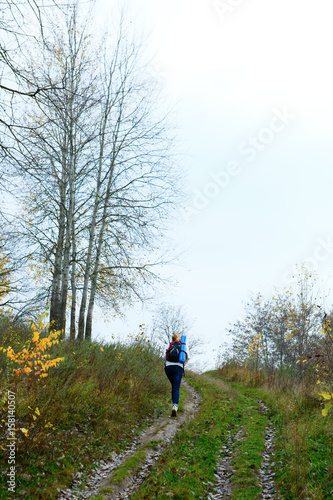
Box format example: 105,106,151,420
231,408,266,499
111,449,147,485
0,334,170,499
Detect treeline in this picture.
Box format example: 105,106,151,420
219,269,333,385
0,1,178,338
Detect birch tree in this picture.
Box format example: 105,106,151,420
78,38,177,340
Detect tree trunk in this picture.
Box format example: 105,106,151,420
84,157,117,340
49,151,67,332
77,132,105,340
70,215,77,341
78,67,116,340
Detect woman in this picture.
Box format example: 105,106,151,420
165,333,190,417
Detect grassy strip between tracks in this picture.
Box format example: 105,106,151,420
129,372,268,500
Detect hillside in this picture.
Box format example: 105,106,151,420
1,330,333,499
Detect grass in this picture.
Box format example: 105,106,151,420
0,326,170,499
231,408,266,499
109,449,147,485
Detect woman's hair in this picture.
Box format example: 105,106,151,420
172,333,181,342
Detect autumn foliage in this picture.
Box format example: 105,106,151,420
0,318,64,384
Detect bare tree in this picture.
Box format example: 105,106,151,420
151,303,204,355
5,3,99,337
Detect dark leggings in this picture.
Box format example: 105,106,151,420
165,364,184,405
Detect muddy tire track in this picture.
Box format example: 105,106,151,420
258,401,277,500
209,427,245,499
58,381,201,500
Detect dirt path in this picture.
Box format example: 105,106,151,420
59,375,278,499
58,381,201,500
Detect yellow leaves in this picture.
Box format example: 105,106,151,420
20,428,29,437
319,392,333,417
3,314,64,382
32,329,40,343
100,347,104,352
322,403,331,417
319,391,332,400
32,406,40,421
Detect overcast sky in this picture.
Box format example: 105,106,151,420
91,0,333,370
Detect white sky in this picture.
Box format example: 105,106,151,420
90,0,333,370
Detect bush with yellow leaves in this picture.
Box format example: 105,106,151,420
0,316,64,389
0,315,64,443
